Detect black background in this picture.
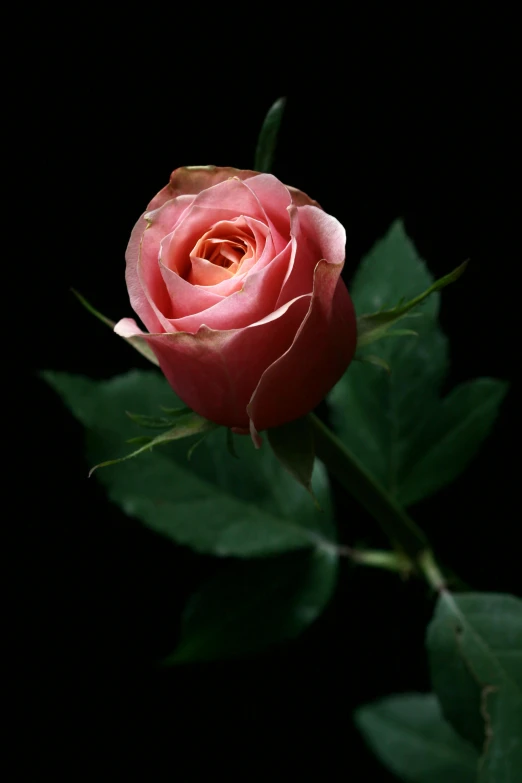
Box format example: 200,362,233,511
20,22,518,781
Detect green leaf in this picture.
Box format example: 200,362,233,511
267,416,315,496
160,405,191,416
329,220,507,506
355,354,391,374
427,592,522,780
355,692,478,782
254,97,286,173
126,409,191,429
226,427,239,459
43,370,336,558
356,260,467,348
89,412,218,476
480,685,522,782
72,288,159,366
186,432,211,461
379,327,420,339
166,547,337,663
398,378,509,505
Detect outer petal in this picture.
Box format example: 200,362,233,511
142,195,195,273
125,215,168,333
277,204,347,306
125,213,161,333
147,166,259,211
125,195,195,332
287,185,321,209
115,296,311,429
247,259,357,432
298,205,346,265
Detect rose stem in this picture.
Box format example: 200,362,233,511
308,412,447,589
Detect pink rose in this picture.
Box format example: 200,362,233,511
116,166,356,440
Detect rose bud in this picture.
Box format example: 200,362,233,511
116,166,356,441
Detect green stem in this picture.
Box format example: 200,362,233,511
308,413,431,570
417,550,447,592
340,547,413,575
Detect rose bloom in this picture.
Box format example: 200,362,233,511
116,166,356,442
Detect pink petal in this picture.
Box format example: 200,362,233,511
159,260,224,320
168,239,293,332
188,216,258,286
159,195,264,281
113,317,160,366
114,317,144,339
198,216,272,296
188,176,268,221
189,256,236,286
131,176,264,328
124,213,164,333
277,204,346,306
125,195,195,332
242,174,292,254
298,205,346,265
287,185,321,208
147,166,258,211
247,259,356,432
131,295,312,429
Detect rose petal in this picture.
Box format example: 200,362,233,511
287,185,321,209
198,216,272,296
189,256,236,286
147,166,258,211
117,295,311,429
188,176,268,222
277,204,346,306
136,176,264,324
242,174,292,254
141,196,194,282
247,258,356,432
125,195,196,332
159,177,268,279
168,238,293,332
188,217,257,285
298,204,346,265
159,260,224,319
124,213,164,333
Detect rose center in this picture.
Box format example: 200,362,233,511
188,218,258,286
202,238,248,269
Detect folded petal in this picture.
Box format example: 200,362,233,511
125,214,170,333
113,317,160,366
129,295,311,429
188,256,236,286
287,185,321,209
125,195,195,332
248,259,356,432
277,204,346,306
159,260,224,319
